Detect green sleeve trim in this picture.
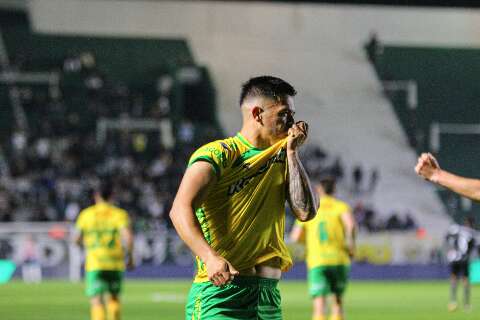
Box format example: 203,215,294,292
188,156,221,178
236,132,265,151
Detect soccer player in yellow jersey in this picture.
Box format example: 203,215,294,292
169,76,319,320
75,183,134,320
290,177,356,320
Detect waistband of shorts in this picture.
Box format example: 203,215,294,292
231,276,279,288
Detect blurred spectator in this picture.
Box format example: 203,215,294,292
352,165,363,194
330,156,344,182
368,167,379,193
364,32,383,64
178,120,194,144
404,213,417,230
386,213,402,230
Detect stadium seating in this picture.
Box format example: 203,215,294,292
372,45,480,221
0,10,221,231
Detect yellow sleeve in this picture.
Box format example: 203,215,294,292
117,210,130,229
188,141,231,178
336,201,351,218
340,202,351,214
75,211,86,231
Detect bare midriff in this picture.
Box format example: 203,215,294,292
238,257,282,279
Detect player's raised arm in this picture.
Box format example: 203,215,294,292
415,152,480,201
286,121,319,222
169,162,238,286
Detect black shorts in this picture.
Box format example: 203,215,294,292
450,261,469,277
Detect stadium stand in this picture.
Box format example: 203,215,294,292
0,5,451,244
371,43,480,222
0,10,222,235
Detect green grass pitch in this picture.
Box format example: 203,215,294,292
0,279,479,319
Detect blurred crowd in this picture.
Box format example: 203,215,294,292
300,144,418,233
0,52,217,233
0,50,420,234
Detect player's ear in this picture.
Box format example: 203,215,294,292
252,106,264,124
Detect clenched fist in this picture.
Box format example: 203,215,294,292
287,121,309,152
415,152,441,183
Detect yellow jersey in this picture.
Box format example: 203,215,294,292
296,195,351,268
75,202,130,272
188,133,292,282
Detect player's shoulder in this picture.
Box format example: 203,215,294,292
194,136,238,155
106,203,128,216
76,205,95,227
332,197,351,212
78,204,95,218
188,136,239,173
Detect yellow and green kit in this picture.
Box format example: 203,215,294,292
296,195,351,297
75,202,130,297
186,133,291,319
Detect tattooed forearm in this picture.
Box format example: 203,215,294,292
287,151,319,221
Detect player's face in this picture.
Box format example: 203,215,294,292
261,96,295,139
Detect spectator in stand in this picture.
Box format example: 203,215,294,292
403,213,417,230
368,167,379,193
352,165,363,194
364,32,383,64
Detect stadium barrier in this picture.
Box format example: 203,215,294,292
0,223,452,281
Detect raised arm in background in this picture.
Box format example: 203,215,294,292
415,152,480,202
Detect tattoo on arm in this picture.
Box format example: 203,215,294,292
287,151,319,221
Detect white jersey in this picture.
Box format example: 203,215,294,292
445,224,476,263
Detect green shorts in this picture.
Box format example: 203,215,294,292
85,270,123,297
186,276,282,320
308,265,350,297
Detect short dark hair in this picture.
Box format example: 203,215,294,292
98,182,114,200
239,76,297,106
319,176,336,195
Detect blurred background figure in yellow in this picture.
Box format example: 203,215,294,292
290,176,356,320
75,183,134,320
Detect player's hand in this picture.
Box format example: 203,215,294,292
205,253,239,287
415,152,441,183
126,254,135,271
346,246,355,259
287,121,308,152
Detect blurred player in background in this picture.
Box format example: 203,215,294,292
290,176,356,320
415,152,480,201
21,234,42,283
445,217,476,312
75,183,134,320
170,75,318,320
